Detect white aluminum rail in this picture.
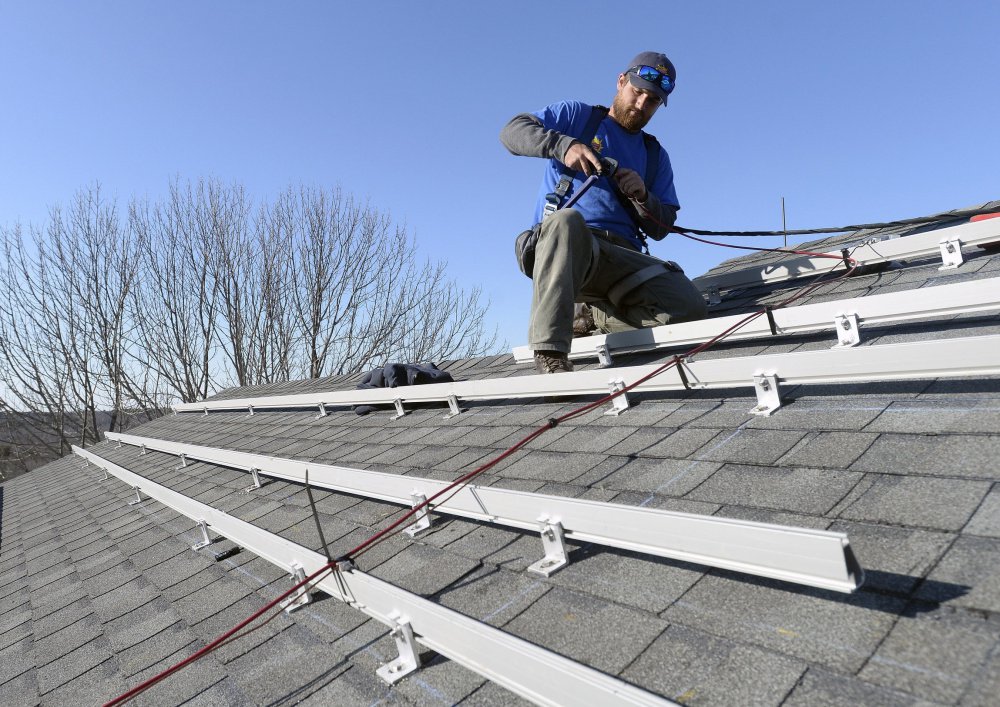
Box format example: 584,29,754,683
105,432,864,593
512,277,1000,364
175,334,1000,415
73,444,675,706
692,216,1000,294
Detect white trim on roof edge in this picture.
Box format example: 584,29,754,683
175,334,1000,414
104,432,864,593
513,277,1000,364
691,215,1000,294
73,445,676,707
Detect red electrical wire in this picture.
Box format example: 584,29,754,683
104,221,858,706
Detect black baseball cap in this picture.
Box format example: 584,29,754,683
623,51,676,104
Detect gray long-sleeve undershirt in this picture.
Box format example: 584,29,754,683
499,113,678,240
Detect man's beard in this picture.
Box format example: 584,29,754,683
611,93,651,132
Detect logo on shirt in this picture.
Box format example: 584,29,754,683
590,136,604,154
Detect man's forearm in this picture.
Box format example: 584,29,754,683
500,114,578,163
634,192,678,240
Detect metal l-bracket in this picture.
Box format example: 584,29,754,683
595,343,613,368
316,402,328,419
138,445,147,457
244,467,262,493
376,612,421,684
128,486,145,506
246,405,255,418
527,517,569,577
392,398,407,420
191,520,215,550
604,378,630,416
707,286,722,306
174,453,188,470
832,313,861,348
750,373,782,416
939,236,964,270
443,394,464,420
403,493,432,537
282,563,312,613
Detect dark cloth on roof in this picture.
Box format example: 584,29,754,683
353,362,454,415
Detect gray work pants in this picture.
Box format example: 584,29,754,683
529,208,708,353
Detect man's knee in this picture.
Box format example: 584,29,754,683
538,208,590,249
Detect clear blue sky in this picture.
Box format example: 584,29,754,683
2,1,998,350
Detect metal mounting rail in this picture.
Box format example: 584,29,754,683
73,445,675,707
512,277,1000,364
691,216,1000,295
105,432,863,592
175,334,1000,415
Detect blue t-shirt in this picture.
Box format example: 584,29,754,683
530,100,679,251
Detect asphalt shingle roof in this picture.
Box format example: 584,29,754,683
2,204,1000,705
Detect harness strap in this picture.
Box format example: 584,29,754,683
606,263,669,307
543,106,610,219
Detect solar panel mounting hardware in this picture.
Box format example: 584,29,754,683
174,453,188,470
115,440,123,449
403,492,432,537
706,285,722,305
939,236,964,270
596,342,613,368
527,516,569,577
443,393,464,419
127,486,145,506
243,467,262,493
392,398,407,419
605,378,630,416
376,612,422,685
832,313,861,348
70,444,755,702
315,402,328,419
203,406,209,416
191,519,215,551
750,373,782,416
281,562,312,613
246,404,255,418
138,444,147,456
513,277,1000,365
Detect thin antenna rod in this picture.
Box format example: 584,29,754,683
782,196,787,247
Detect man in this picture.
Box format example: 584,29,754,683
501,51,708,373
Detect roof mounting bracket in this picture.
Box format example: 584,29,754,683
138,444,147,457
203,407,209,416
243,467,262,493
191,519,215,551
707,286,722,306
392,398,407,420
102,467,110,481
939,236,964,270
403,492,433,537
595,343,613,368
246,404,254,418
528,516,569,577
174,453,188,470
750,373,782,416
376,612,421,684
832,313,861,348
604,378,630,416
115,439,123,449
443,394,464,419
316,402,328,419
281,562,312,613
127,486,145,506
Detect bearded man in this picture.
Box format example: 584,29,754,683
501,51,707,373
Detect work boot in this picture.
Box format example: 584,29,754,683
573,303,596,338
534,350,574,374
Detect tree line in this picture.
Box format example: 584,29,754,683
0,180,500,464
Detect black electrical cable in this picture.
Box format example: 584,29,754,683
673,204,998,238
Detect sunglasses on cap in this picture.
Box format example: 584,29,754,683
628,65,674,96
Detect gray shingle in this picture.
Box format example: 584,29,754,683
622,623,806,705
838,474,991,531
686,464,862,514
850,434,1000,479
502,586,667,674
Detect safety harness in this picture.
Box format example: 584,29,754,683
543,104,662,253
